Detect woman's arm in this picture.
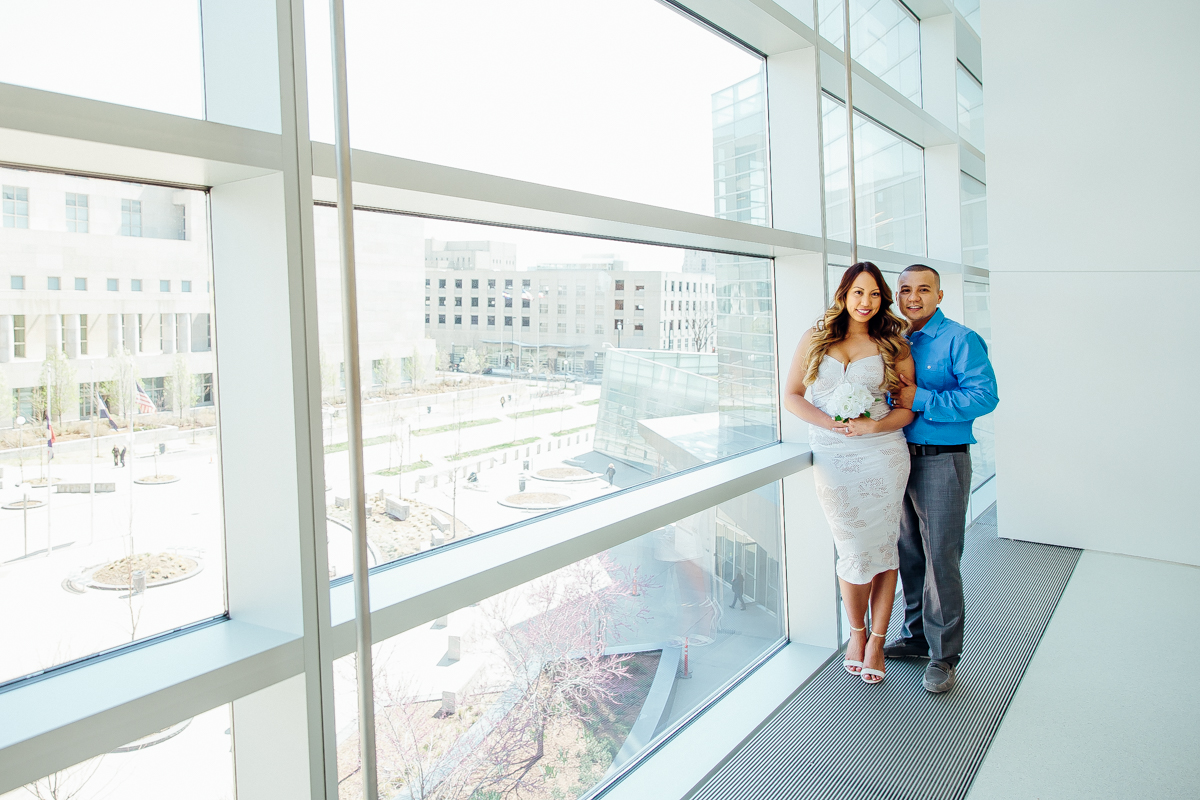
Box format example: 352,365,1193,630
844,350,917,436
784,328,840,431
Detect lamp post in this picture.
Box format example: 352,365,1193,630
15,415,26,484
615,319,623,349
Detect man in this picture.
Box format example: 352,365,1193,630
729,571,746,611
112,445,120,467
885,265,999,694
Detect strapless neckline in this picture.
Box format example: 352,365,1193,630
823,353,882,370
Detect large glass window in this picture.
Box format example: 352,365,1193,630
963,280,994,488
2,186,29,229
314,209,777,580
712,72,769,225
0,2,203,118
954,0,982,35
822,94,927,255
0,704,234,800
0,167,223,686
305,0,768,220
335,483,784,800
957,64,985,151
818,0,923,105
960,172,988,268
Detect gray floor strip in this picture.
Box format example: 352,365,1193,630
689,506,1080,800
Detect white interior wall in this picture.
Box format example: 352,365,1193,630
985,0,1200,566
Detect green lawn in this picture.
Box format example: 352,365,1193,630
550,424,595,436
508,405,572,419
446,437,539,461
374,460,432,476
412,417,500,437
578,399,601,406
324,434,395,454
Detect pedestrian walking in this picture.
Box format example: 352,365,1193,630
605,463,616,486
119,446,126,467
729,571,747,610
111,445,120,467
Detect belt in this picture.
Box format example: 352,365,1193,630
908,443,970,456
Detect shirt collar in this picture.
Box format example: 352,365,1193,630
908,307,945,340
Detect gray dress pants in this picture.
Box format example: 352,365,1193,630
897,451,972,667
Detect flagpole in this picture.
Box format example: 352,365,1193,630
129,368,135,556
45,369,52,558
89,362,95,547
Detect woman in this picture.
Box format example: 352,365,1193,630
784,262,915,684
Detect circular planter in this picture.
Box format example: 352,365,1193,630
533,467,597,483
24,477,62,488
85,552,203,591
498,491,572,510
134,474,180,485
3,499,45,510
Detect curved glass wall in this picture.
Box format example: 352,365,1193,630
822,94,927,255
818,0,923,105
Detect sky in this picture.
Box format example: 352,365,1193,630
0,0,761,269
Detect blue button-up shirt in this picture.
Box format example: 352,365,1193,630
903,308,999,445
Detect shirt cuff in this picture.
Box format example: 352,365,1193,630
911,387,932,414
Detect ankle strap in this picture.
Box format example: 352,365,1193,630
849,624,865,632
870,629,887,638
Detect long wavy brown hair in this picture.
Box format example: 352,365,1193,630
803,262,909,392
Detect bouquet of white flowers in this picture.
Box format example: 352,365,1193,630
828,382,880,422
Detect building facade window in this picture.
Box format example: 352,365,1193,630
504,315,513,327
182,280,192,292
10,276,24,290
454,315,462,325
131,278,142,291
47,276,61,290
521,316,530,327
2,185,29,228
79,314,88,355
74,277,87,290
13,314,25,357
107,278,118,291
160,280,171,292
487,315,495,326
438,314,446,324
470,314,478,326
65,192,88,232
121,198,142,236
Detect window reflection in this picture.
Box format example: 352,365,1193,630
316,212,778,580
334,483,785,800
822,95,927,255
818,0,923,105
957,64,985,151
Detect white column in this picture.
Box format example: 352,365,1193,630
161,313,176,354
63,314,80,359
108,313,123,355
925,144,964,264
45,314,62,358
919,12,958,132
122,314,138,355
0,315,12,363
202,0,333,795
176,313,192,354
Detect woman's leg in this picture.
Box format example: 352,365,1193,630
839,577,872,672
864,569,899,674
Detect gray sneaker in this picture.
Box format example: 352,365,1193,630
923,660,956,693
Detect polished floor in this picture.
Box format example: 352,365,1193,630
967,549,1200,799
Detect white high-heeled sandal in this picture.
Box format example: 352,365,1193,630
862,629,887,684
843,624,866,674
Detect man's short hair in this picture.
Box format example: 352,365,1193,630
900,264,941,288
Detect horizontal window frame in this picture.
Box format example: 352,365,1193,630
327,442,812,658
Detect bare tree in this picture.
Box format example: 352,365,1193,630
375,354,402,396
22,755,106,800
319,350,339,402
166,353,196,422
39,349,77,425
461,348,482,375
680,302,717,353
101,349,138,419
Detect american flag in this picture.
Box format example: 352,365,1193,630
135,380,156,414
46,415,56,460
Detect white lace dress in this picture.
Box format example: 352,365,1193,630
807,355,911,584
